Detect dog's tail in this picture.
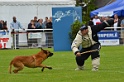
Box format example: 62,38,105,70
9,61,13,74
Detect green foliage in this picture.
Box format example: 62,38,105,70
69,20,83,42
76,0,97,23
69,0,97,42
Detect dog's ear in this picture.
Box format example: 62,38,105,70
43,50,47,55
41,48,47,54
41,48,44,51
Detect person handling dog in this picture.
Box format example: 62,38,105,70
71,19,114,71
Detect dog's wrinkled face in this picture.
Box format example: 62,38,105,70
41,48,53,57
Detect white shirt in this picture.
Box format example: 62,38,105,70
92,18,101,25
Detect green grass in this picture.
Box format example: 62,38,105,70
0,46,124,82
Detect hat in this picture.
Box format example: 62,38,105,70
80,25,87,31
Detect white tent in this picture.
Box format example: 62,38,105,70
0,0,76,45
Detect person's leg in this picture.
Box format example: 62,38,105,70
75,48,91,70
12,33,15,49
91,43,101,71
16,34,19,48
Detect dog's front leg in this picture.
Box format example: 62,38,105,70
38,64,52,72
35,61,52,72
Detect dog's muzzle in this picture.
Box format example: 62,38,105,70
48,53,53,57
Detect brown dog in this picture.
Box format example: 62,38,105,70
9,48,53,74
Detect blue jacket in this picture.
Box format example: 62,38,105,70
36,22,45,29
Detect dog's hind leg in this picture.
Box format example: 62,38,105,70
13,62,24,73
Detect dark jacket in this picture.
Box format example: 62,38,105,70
0,23,3,30
46,22,53,32
91,20,114,42
27,23,36,32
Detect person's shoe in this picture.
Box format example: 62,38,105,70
92,67,98,71
75,66,84,71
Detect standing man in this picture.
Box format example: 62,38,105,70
71,19,114,71
44,17,48,27
113,14,121,31
92,15,101,25
120,18,124,44
10,16,24,49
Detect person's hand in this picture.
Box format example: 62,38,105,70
76,52,81,56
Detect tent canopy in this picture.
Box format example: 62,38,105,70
90,0,124,17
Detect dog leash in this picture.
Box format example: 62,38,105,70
81,49,99,55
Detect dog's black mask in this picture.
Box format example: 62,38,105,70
42,49,53,58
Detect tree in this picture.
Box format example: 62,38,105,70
69,0,97,42
76,0,97,24
69,20,83,42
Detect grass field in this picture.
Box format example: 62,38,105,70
0,46,124,82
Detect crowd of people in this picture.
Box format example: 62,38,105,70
87,14,124,43
27,16,53,48
88,14,124,29
1,16,53,49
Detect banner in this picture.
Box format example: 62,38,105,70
28,33,42,39
0,30,11,48
98,31,119,45
52,7,82,51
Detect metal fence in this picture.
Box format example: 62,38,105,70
0,29,53,49
0,27,124,49
13,29,53,49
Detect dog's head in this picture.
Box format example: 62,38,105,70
41,48,53,58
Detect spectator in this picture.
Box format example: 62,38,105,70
92,15,101,25
27,20,37,48
34,16,38,25
36,18,45,48
36,19,45,30
113,14,121,31
100,16,108,22
88,17,94,26
0,20,7,30
49,17,52,22
10,16,24,49
44,17,48,27
0,20,3,30
2,21,8,30
120,19,124,44
46,19,53,48
46,19,52,29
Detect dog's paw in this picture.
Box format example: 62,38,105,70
48,67,52,70
41,67,45,72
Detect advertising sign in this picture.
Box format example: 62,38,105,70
52,7,82,51
0,31,11,48
28,33,42,39
98,31,119,45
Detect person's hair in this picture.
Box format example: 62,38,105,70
30,20,34,22
45,17,48,19
34,16,37,19
13,16,16,19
